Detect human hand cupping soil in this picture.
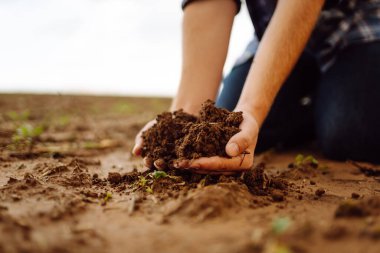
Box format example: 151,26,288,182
132,119,157,166
133,100,259,174
173,111,258,174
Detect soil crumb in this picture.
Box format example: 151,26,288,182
335,197,380,218
315,188,326,197
141,100,243,168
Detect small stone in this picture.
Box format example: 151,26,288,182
271,190,285,202
351,192,360,199
107,172,122,185
315,188,326,197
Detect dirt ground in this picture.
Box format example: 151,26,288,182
1,94,380,253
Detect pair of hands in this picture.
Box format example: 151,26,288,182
132,111,259,174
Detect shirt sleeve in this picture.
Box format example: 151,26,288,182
182,0,241,14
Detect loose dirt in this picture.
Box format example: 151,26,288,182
141,100,243,168
0,94,380,253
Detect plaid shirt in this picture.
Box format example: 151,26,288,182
182,0,380,72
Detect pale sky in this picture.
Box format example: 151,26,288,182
0,0,253,97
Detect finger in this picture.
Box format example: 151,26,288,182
143,157,153,168
173,159,197,169
132,137,143,156
188,169,237,175
153,159,166,170
226,116,258,157
188,153,253,171
133,120,156,156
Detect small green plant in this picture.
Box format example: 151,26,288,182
270,243,293,253
112,102,136,114
294,154,319,167
271,217,292,235
151,171,168,179
83,141,100,149
6,110,30,121
146,186,153,194
138,176,147,187
101,192,113,205
56,115,70,128
11,124,44,152
137,176,155,193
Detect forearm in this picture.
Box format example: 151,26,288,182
236,0,325,126
171,0,237,114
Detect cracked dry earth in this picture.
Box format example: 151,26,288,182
0,94,380,253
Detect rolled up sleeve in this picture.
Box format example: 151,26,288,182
182,0,241,14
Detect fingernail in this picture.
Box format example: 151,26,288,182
227,143,239,156
154,159,166,170
144,157,153,168
174,160,189,169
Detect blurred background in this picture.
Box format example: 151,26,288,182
0,0,252,97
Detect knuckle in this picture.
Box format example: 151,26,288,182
238,136,251,149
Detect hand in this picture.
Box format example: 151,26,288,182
174,111,259,174
132,119,155,157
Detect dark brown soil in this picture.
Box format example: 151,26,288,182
141,100,243,168
1,94,380,253
335,197,380,218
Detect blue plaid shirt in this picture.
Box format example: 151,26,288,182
183,0,380,72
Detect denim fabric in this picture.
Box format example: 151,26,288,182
216,41,380,163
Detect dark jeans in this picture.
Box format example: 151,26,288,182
216,41,380,163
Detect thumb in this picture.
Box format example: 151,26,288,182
225,116,258,157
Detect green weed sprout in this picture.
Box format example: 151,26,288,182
6,110,30,121
138,176,147,187
101,192,113,205
271,244,293,253
151,171,168,179
11,124,44,152
146,186,153,194
271,217,292,236
294,154,319,167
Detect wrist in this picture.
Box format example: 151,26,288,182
170,99,201,115
235,100,270,128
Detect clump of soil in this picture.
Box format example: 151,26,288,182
335,197,380,218
141,100,243,168
315,188,326,197
110,162,289,221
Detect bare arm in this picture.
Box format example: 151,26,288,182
171,0,237,114
181,0,325,172
133,0,236,156
236,0,325,126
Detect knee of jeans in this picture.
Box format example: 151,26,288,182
318,120,349,161
318,118,379,163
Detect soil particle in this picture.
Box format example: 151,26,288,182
121,171,141,183
243,163,270,195
351,192,360,199
141,100,243,167
107,172,122,185
271,190,285,202
67,168,92,187
7,177,19,184
310,180,316,185
315,188,325,197
162,182,253,222
335,197,380,218
23,173,41,187
41,165,69,177
324,225,349,240
349,161,380,177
